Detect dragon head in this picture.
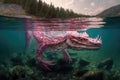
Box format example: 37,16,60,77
67,31,102,50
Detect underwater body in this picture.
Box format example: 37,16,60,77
0,16,120,80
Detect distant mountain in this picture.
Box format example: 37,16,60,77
97,4,120,18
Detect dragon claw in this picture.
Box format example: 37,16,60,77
62,49,72,63
38,60,55,70
64,56,72,63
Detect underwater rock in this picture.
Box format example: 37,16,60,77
82,70,104,80
104,70,120,80
50,59,73,73
79,58,90,67
97,58,113,70
25,66,34,76
0,63,10,80
11,53,23,66
0,70,10,80
26,58,36,67
10,65,26,79
75,69,89,77
10,65,34,80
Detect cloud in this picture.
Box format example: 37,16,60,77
90,2,95,6
89,7,105,15
79,0,85,2
66,0,74,6
95,7,105,14
84,8,88,10
82,6,105,15
108,0,116,4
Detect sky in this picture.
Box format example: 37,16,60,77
41,0,120,15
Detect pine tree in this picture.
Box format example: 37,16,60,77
1,0,84,18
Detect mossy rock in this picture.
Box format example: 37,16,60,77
10,65,26,79
82,70,104,80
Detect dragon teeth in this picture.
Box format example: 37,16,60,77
99,36,101,42
95,35,99,41
99,37,102,43
95,35,102,42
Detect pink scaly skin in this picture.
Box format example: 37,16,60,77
25,19,102,70
33,20,70,70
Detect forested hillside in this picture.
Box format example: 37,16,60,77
0,0,88,18
97,4,120,18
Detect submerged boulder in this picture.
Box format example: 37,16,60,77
82,70,104,80
0,70,10,80
97,58,113,70
50,59,74,73
10,65,34,80
10,65,26,79
75,69,89,77
26,58,36,67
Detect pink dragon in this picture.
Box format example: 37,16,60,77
25,18,102,70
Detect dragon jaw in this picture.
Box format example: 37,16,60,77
67,31,102,50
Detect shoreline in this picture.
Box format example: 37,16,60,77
0,2,32,19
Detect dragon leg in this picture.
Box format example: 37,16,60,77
62,49,72,63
